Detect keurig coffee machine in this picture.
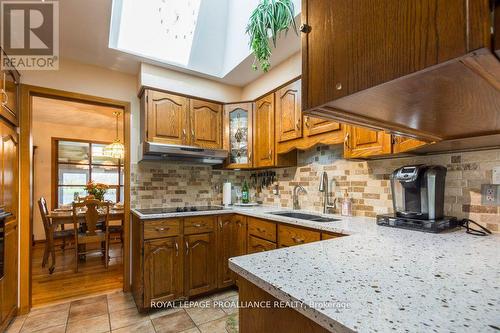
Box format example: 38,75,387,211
377,165,458,233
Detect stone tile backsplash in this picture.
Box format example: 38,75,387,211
131,146,500,232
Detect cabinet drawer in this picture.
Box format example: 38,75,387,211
321,232,345,240
144,219,181,240
247,235,277,254
248,217,276,242
184,216,216,235
278,225,320,247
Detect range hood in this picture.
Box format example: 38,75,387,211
139,142,228,165
305,49,500,151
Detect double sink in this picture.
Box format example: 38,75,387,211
269,211,339,223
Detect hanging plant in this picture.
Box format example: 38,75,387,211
246,0,298,72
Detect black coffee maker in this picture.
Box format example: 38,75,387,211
377,165,458,233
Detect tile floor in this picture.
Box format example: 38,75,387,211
6,289,239,333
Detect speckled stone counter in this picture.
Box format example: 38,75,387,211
131,205,500,332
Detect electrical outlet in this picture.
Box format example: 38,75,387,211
481,184,500,206
493,167,500,185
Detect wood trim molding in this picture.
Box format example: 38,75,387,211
19,84,132,314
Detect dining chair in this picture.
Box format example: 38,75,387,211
38,197,73,273
72,198,111,273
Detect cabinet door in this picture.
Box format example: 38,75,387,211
223,103,253,169
1,218,17,321
276,80,302,142
146,90,189,145
392,136,428,154
185,232,217,297
278,225,320,248
247,235,276,254
1,69,19,126
190,99,222,149
254,94,275,168
0,123,17,216
303,116,341,137
217,216,235,288
233,215,247,257
143,237,182,303
344,125,392,159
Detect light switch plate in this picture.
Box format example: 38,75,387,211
481,184,500,206
493,167,500,185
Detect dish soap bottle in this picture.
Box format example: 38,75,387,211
242,180,250,204
341,189,352,216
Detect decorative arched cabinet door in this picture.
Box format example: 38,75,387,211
184,232,217,297
143,237,182,303
223,103,254,169
189,99,222,149
254,93,275,168
146,90,189,145
276,80,302,142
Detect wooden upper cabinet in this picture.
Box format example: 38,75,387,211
190,99,222,149
344,125,392,159
392,136,428,154
1,49,20,126
0,122,17,215
146,90,189,145
184,232,217,297
276,80,302,142
303,116,341,137
254,94,275,168
223,103,254,169
143,237,183,303
301,0,490,111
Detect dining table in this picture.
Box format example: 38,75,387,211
45,208,125,273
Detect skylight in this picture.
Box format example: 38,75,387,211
110,0,201,66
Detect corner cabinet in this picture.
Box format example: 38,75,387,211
223,103,254,169
254,94,276,168
141,89,223,149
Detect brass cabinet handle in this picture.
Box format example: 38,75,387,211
191,129,195,140
219,220,222,229
248,151,252,163
194,223,202,228
268,149,272,159
175,241,179,256
296,120,300,130
256,227,266,233
304,116,310,128
185,241,189,255
1,73,7,107
155,227,169,232
182,128,187,141
292,237,305,244
344,133,351,150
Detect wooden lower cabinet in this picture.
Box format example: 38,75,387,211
218,215,247,288
247,235,277,254
1,218,17,328
278,225,320,247
144,237,183,304
184,232,217,297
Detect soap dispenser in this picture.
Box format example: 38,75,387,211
341,189,352,216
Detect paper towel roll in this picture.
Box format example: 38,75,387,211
223,182,232,207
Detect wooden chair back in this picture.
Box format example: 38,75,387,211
38,197,51,234
72,199,110,236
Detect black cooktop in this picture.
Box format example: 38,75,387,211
136,206,224,215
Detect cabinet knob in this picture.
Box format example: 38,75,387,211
299,24,311,33
155,227,169,232
185,241,189,255
194,223,203,227
175,242,179,256
335,83,343,91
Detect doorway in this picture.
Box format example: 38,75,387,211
19,86,131,312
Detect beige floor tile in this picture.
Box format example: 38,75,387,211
20,310,68,332
111,320,155,333
179,328,200,333
107,293,135,313
185,302,226,326
197,316,232,333
66,313,110,333
5,315,27,333
149,306,184,320
69,300,108,323
216,296,238,315
30,302,71,316
210,289,238,301
152,310,196,333
109,307,149,330
70,294,107,307
31,324,67,333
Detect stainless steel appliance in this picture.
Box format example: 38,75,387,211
139,142,228,165
377,165,458,233
136,206,225,215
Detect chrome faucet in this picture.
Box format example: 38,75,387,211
319,172,336,213
293,185,307,210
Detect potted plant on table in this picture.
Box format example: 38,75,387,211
85,181,109,202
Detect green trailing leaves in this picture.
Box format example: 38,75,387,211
246,0,297,72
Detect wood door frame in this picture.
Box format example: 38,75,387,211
19,84,131,314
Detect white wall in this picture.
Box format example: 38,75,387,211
240,52,301,100
21,58,141,163
140,63,242,103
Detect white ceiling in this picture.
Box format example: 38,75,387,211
32,96,124,131
59,0,301,87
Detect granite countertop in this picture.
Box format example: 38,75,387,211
131,206,500,332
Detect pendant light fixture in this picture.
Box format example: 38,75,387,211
103,111,125,159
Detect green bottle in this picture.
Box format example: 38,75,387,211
242,181,249,204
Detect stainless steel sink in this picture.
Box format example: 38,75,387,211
269,211,340,222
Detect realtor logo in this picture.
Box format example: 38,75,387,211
1,1,59,70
